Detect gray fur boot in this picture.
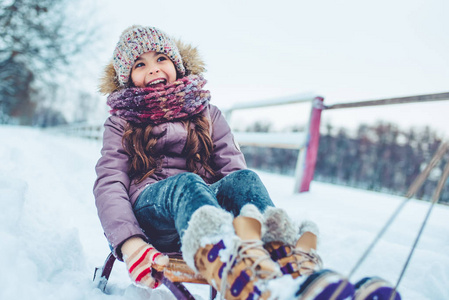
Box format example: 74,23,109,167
181,204,283,299
262,207,323,278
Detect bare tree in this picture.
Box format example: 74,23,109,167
0,0,99,125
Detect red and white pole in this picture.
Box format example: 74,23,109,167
295,96,324,193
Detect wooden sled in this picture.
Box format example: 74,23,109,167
93,252,218,300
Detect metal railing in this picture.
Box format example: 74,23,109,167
223,93,325,193
47,91,449,195
324,92,449,110
47,121,104,139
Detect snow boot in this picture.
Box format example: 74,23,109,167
181,205,282,300
262,207,323,278
295,270,355,300
265,241,323,277
353,277,401,300
262,207,355,300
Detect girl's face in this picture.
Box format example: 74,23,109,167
131,51,177,88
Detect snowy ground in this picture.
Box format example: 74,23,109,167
1,125,448,300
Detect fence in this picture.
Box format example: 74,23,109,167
223,94,324,193
324,92,449,110
47,91,449,194
317,91,449,199
47,121,103,139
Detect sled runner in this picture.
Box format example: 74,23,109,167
93,252,217,300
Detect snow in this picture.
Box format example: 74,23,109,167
1,125,448,300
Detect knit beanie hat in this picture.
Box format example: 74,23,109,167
113,25,185,87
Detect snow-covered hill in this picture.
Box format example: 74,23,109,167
1,126,448,300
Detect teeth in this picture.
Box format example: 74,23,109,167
149,79,165,86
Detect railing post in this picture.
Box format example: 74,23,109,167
294,96,324,193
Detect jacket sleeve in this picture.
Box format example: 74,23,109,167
93,116,147,260
209,105,247,178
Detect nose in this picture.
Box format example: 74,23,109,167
148,68,159,75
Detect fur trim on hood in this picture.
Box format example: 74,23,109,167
99,39,206,95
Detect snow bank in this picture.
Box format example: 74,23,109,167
0,125,448,300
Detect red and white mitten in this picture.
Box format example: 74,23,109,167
122,237,169,289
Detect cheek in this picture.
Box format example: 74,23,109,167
131,71,143,85
168,66,178,82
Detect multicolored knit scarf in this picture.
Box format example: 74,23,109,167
107,74,210,125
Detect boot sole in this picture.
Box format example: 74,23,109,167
296,269,354,300
354,277,401,300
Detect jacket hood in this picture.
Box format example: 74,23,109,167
99,39,206,95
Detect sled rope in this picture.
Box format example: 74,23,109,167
329,142,449,300
348,142,448,279
389,157,449,300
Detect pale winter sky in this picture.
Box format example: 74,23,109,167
89,0,449,136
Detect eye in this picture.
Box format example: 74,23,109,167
157,55,168,62
134,62,145,69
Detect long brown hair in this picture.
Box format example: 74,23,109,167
122,114,216,183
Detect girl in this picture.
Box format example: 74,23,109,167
94,25,395,300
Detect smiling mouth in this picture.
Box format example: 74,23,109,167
146,79,167,87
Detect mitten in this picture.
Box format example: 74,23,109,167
122,237,169,289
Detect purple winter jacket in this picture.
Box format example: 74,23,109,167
93,104,246,259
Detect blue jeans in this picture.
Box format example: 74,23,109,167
133,169,274,252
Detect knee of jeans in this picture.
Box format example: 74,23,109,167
234,169,260,182
175,172,204,186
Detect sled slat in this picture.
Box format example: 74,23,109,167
94,252,216,299
165,255,208,283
